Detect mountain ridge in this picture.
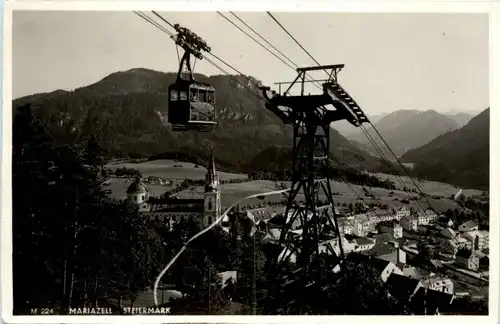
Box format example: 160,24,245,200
346,109,461,157
401,108,489,190
13,68,383,173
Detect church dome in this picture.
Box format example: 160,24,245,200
127,178,149,194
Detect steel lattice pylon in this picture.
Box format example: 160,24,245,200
259,64,369,277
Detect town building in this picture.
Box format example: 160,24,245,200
462,230,489,251
400,215,418,231
362,241,407,265
416,209,439,225
455,249,481,272
440,228,457,239
352,237,376,252
367,209,396,224
455,236,472,250
458,220,479,233
345,254,403,283
385,273,455,315
395,206,411,220
422,276,454,294
126,153,221,228
442,239,458,255
378,221,403,239
438,216,454,228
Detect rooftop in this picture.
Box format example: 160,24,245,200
126,178,149,194
403,215,418,221
460,220,478,230
385,273,422,301
354,237,375,246
361,242,397,257
345,253,392,273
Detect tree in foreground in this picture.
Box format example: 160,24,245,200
12,104,158,314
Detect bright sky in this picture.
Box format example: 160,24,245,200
13,11,489,114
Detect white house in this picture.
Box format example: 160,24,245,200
352,237,376,252
422,276,454,295
417,209,439,225
462,230,488,251
395,206,411,220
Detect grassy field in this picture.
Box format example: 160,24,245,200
215,179,463,213
372,172,484,197
104,160,475,215
107,177,465,214
106,159,248,181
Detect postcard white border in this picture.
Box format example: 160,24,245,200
2,0,499,323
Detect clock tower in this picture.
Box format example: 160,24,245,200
203,150,221,227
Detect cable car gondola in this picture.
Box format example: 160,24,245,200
167,24,217,132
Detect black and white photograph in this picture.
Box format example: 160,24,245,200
3,1,497,321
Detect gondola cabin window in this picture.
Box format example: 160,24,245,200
170,89,179,101
167,83,216,131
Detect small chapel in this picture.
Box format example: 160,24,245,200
125,152,221,228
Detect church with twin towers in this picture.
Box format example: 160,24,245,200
125,152,222,228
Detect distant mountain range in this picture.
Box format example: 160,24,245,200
332,112,388,138
401,108,489,190
13,68,383,173
444,112,475,127
13,68,488,189
345,109,462,158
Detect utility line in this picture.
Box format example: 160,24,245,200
139,8,489,286
141,9,426,222
134,11,263,98
266,11,433,214
266,12,327,77
221,12,323,91
217,12,297,72
214,11,418,220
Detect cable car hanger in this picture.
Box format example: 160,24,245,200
167,24,217,133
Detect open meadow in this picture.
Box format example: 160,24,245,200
175,179,464,213
371,172,484,197
104,160,472,215
106,159,248,181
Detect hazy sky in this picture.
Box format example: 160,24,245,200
12,11,489,114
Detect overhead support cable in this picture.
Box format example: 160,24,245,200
266,11,434,213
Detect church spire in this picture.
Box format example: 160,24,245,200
205,148,217,192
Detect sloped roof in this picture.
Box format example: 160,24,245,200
411,287,454,314
127,178,149,194
354,237,375,246
403,214,418,221
362,242,397,257
372,232,395,243
402,267,428,280
460,220,478,230
385,273,421,302
456,249,473,259
440,228,457,237
345,253,392,273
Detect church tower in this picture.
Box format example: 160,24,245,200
203,150,221,227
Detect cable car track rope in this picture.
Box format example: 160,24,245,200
265,11,435,212
134,10,425,224
134,10,486,294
